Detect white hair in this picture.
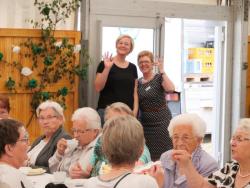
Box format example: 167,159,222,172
71,107,101,130
36,100,65,122
168,113,207,138
237,118,250,134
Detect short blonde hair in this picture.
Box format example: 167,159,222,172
116,34,134,53
137,50,154,65
168,113,206,138
104,102,133,121
102,115,145,165
36,100,65,122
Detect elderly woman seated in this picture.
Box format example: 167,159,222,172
49,107,101,176
172,118,250,188
84,115,163,188
160,113,218,188
28,100,71,170
88,102,151,177
0,119,33,188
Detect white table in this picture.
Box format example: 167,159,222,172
26,173,53,188
26,173,86,188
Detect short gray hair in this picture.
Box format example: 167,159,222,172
168,113,206,138
237,118,250,134
104,102,133,121
71,107,101,130
36,100,65,122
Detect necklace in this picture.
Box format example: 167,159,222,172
238,168,250,178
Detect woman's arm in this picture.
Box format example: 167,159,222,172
94,52,114,92
133,79,139,117
154,58,175,92
172,150,215,188
95,70,111,92
161,72,175,92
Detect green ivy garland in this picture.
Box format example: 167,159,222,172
0,0,90,126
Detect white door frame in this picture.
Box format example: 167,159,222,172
86,0,240,165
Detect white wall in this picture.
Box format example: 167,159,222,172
143,0,217,5
0,0,75,29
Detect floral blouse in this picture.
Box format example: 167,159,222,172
208,161,250,188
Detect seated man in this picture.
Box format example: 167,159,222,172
0,119,33,188
49,107,101,176
160,113,218,188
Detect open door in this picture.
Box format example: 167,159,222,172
88,0,234,165
163,18,228,165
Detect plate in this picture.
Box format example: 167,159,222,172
27,168,46,176
133,161,161,173
64,178,86,188
19,167,46,176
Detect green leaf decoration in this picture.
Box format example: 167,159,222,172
62,38,69,46
28,79,38,89
2,0,89,127
41,91,51,100
44,55,53,66
41,5,50,16
0,52,3,61
5,77,15,90
58,87,68,96
31,44,43,55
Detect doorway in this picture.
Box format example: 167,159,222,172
164,18,226,161
87,0,233,165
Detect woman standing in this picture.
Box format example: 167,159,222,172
137,50,175,161
94,35,138,124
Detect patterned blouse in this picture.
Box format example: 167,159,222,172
208,161,250,188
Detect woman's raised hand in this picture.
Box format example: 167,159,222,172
103,52,114,69
56,138,67,155
172,149,192,174
154,57,164,74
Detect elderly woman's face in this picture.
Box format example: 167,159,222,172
72,119,98,146
38,108,63,136
12,127,29,168
172,124,202,154
138,56,153,75
231,129,250,161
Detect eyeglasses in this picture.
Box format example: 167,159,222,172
17,134,29,144
71,128,91,134
172,135,194,142
138,60,151,65
38,115,58,121
231,136,250,143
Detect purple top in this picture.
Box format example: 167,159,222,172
160,146,218,188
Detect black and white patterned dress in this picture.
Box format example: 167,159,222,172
138,73,173,161
208,161,250,188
